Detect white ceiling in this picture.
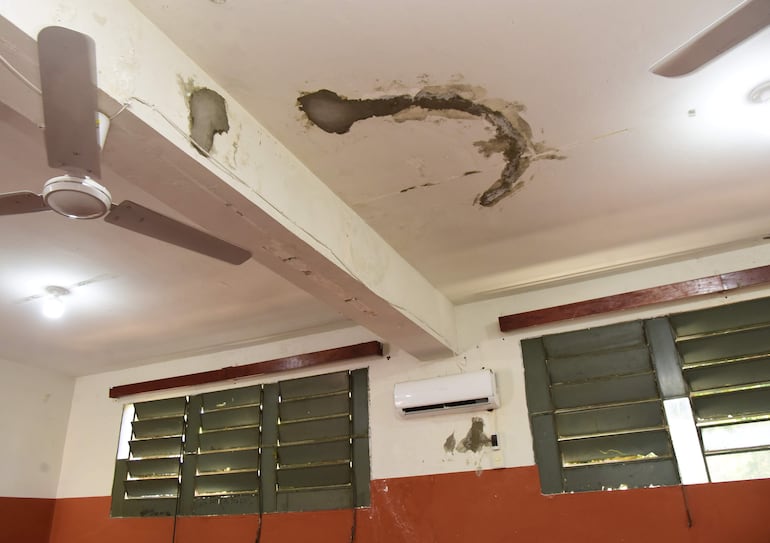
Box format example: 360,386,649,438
130,0,770,300
2,0,770,375
0,100,348,375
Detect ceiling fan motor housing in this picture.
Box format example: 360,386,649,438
42,175,112,219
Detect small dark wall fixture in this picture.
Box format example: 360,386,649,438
298,85,562,206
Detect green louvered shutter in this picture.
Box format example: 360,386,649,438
523,321,680,493
262,369,370,512
669,297,770,482
181,385,262,515
111,396,187,517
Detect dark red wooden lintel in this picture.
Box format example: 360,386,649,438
109,341,383,398
498,264,770,333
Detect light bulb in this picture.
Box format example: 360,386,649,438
42,297,65,319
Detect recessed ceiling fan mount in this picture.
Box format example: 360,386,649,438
651,0,770,77
0,26,251,265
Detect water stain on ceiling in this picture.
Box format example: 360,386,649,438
298,84,563,206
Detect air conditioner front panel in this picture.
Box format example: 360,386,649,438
394,370,498,416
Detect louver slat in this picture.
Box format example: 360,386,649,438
112,369,371,517
185,385,262,515
523,321,678,493
272,372,356,511
670,297,770,483
111,396,187,517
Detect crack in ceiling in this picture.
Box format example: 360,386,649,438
298,84,563,206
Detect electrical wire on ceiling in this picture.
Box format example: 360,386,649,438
1,50,366,542
0,48,450,347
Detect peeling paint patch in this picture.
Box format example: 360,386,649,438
455,417,492,453
179,77,229,155
189,88,229,154
298,85,563,206
443,432,456,454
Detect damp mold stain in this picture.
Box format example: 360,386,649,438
455,417,492,453
298,85,563,206
443,432,456,454
178,77,230,155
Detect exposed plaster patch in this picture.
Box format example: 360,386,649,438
298,85,562,206
189,88,229,154
443,432,456,454
178,76,229,155
455,417,492,453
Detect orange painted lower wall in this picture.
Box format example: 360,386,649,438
0,496,56,543
41,467,770,543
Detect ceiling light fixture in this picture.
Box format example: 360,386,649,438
41,285,70,319
42,176,113,219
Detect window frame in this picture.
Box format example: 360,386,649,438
522,297,770,495
111,368,370,518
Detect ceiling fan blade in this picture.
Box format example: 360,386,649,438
104,200,251,265
651,0,770,77
0,191,50,215
37,26,101,178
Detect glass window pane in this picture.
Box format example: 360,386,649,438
701,420,770,452
707,450,770,482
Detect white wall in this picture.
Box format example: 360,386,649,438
57,319,535,498
0,358,74,498
56,242,770,497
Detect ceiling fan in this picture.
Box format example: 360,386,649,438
0,26,251,265
651,0,770,77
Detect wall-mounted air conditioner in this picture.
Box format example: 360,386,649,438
393,369,499,417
